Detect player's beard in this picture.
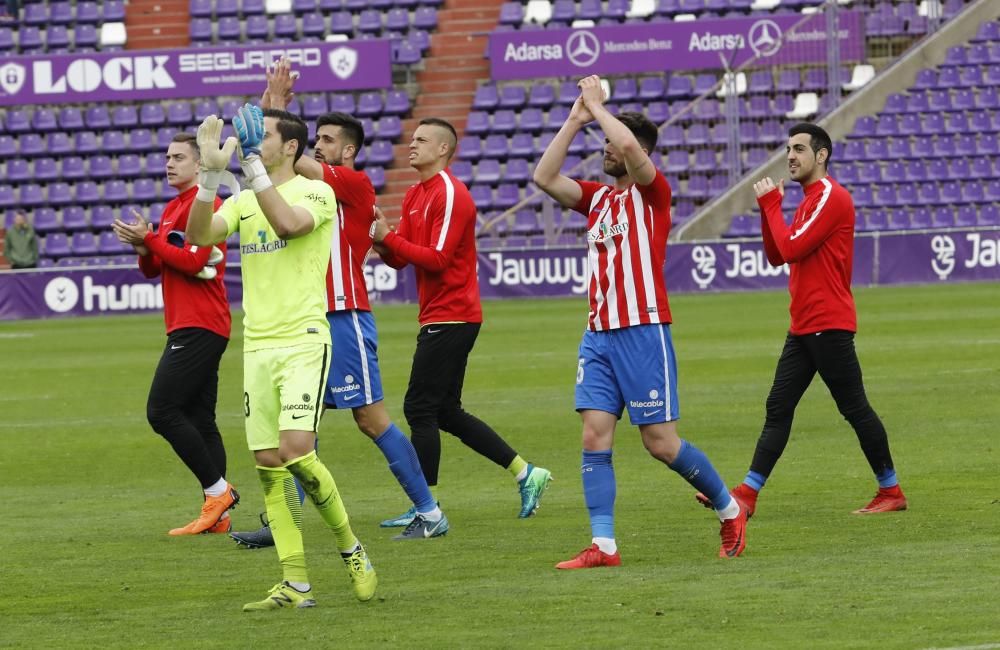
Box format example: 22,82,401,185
314,151,342,167
604,159,627,178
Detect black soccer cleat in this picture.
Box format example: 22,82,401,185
230,513,275,549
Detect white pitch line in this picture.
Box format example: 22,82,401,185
922,644,1000,650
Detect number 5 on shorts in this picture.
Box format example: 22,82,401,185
576,358,585,384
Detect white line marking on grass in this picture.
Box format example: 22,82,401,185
922,644,1000,650
0,332,37,339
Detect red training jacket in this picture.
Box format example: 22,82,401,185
758,175,857,335
379,169,482,325
137,186,231,338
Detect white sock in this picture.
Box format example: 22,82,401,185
716,496,740,522
593,537,617,555
218,512,230,521
417,506,443,522
287,581,310,593
204,477,228,497
515,466,529,482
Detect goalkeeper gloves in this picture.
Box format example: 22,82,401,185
196,115,239,203
232,103,272,193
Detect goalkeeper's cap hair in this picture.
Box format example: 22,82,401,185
316,112,365,149
788,122,832,167
616,112,658,153
171,132,199,155
418,117,458,160
263,108,308,163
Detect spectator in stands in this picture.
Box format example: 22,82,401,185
533,74,748,568
696,123,907,519
6,212,38,269
1,0,19,21
228,57,448,547
371,117,553,528
111,133,238,537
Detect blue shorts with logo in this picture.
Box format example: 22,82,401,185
324,310,384,409
574,323,680,425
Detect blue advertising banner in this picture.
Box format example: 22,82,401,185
0,40,392,107
488,12,864,80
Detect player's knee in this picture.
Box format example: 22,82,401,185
764,395,794,420
353,404,389,439
146,400,174,434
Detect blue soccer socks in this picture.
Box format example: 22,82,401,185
743,470,768,492
876,468,898,489
582,449,616,541
669,440,734,515
374,424,437,514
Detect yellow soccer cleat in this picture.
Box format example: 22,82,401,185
342,544,377,602
242,582,316,612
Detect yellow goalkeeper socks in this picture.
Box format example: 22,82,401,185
257,465,309,585
285,451,358,553
507,455,529,482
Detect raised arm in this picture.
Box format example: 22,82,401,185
186,116,234,246
260,59,324,182
580,75,655,186
533,96,590,208
755,177,843,263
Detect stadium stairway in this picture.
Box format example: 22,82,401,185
378,0,505,219
675,0,1000,241
125,0,190,50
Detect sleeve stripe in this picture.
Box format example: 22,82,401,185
790,177,832,240
435,171,455,251
589,186,610,213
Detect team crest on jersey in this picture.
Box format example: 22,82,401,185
587,220,629,243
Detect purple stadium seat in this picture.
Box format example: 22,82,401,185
960,182,984,205
242,14,267,40
356,92,384,117
908,208,931,229
20,133,45,157
71,23,98,49
103,0,126,21
190,0,212,17
47,25,72,50
852,185,873,208
165,102,192,126
393,41,422,65
301,95,328,119
132,178,158,202
75,1,100,22
470,185,493,210
664,150,688,173
35,158,60,182
43,233,71,258
483,134,508,160
451,161,473,184
85,106,111,129
466,112,490,135
5,109,30,133
329,11,353,35
377,116,401,140
491,110,516,135
985,180,1000,202
112,106,139,128
98,231,128,255
47,0,73,24
383,90,410,116
327,94,354,114
509,133,533,158
978,204,1000,227
550,0,574,22
59,206,86,232
115,153,142,180
5,158,29,182
930,207,954,228
506,159,530,184
19,26,44,50
499,85,527,109
217,16,242,40
367,141,393,166
190,18,213,41
292,0,316,12
274,14,298,39
102,179,128,203
457,136,482,161
22,3,47,25
512,108,540,133
499,2,523,25
494,185,520,211
19,183,45,207
31,208,59,234
357,9,382,33
70,232,99,256
666,75,694,99
477,159,502,184
384,8,408,33
970,157,993,179
89,206,115,230
0,185,14,209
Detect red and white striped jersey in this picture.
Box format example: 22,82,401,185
320,164,376,312
574,170,673,331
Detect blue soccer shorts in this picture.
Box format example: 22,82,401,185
574,323,680,425
324,310,384,409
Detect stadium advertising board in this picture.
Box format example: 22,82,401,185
488,12,863,80
0,40,392,107
3,230,999,319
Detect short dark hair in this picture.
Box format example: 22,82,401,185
788,122,832,166
263,108,308,163
418,117,458,158
616,112,658,153
171,132,199,155
316,112,365,149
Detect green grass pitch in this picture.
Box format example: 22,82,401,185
1,283,998,649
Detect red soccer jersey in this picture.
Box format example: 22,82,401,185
574,170,673,331
758,175,857,335
320,164,376,312
138,186,230,339
379,169,482,325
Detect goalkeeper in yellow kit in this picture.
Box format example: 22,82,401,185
186,104,377,611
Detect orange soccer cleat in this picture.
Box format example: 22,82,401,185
555,544,622,570
853,485,907,514
168,484,240,536
719,507,748,559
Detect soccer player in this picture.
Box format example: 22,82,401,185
533,75,748,568
371,117,552,530
186,105,376,611
229,60,447,546
111,132,237,536
696,123,907,518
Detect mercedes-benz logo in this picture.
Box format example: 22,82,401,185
566,31,600,68
748,19,782,58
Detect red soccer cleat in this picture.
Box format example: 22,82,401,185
555,544,622,570
719,507,748,559
853,485,907,514
696,484,758,520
